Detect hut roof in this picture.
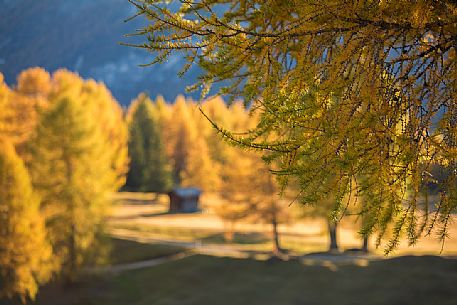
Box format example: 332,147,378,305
171,187,201,198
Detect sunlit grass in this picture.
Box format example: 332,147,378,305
110,223,341,255
109,192,457,256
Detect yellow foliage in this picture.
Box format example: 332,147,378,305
16,67,52,97
0,139,53,301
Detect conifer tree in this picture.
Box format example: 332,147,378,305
48,69,128,189
153,95,173,158
169,96,219,191
126,93,172,192
0,139,52,301
28,96,114,282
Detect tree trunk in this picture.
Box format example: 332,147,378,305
360,206,369,253
68,223,77,284
361,235,369,253
328,220,339,252
64,156,77,284
224,222,235,242
152,192,159,202
271,214,282,256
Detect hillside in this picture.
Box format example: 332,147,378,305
0,0,200,105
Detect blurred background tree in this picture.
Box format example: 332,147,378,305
26,71,125,282
0,139,53,302
126,93,173,193
218,148,291,255
0,74,14,140
169,96,220,191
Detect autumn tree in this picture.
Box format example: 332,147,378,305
2,68,128,182
199,97,250,173
0,73,14,139
300,196,342,253
169,96,219,191
82,80,128,189
215,148,253,242
207,97,260,241
0,68,49,150
153,95,174,158
50,70,128,189
16,67,52,98
125,93,172,192
128,0,457,251
218,148,290,255
198,97,229,165
28,95,116,282
248,159,290,255
0,139,53,301
0,68,127,292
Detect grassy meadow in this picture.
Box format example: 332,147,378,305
32,252,457,305
109,192,457,257
3,192,457,305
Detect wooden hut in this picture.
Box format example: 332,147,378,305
168,187,201,212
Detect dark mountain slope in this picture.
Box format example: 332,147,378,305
0,0,200,105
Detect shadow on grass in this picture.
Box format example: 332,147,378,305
200,232,269,245
107,238,185,265
137,211,173,218
20,254,457,305
110,210,174,221
113,198,159,206
139,209,203,218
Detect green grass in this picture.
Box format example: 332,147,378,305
107,238,185,265
30,255,457,305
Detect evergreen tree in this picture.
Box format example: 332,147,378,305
28,96,114,282
126,93,172,192
0,139,52,301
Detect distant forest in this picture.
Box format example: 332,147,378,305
0,67,307,300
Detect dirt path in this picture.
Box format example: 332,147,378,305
88,252,193,274
106,229,382,272
97,228,457,275
110,228,259,258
